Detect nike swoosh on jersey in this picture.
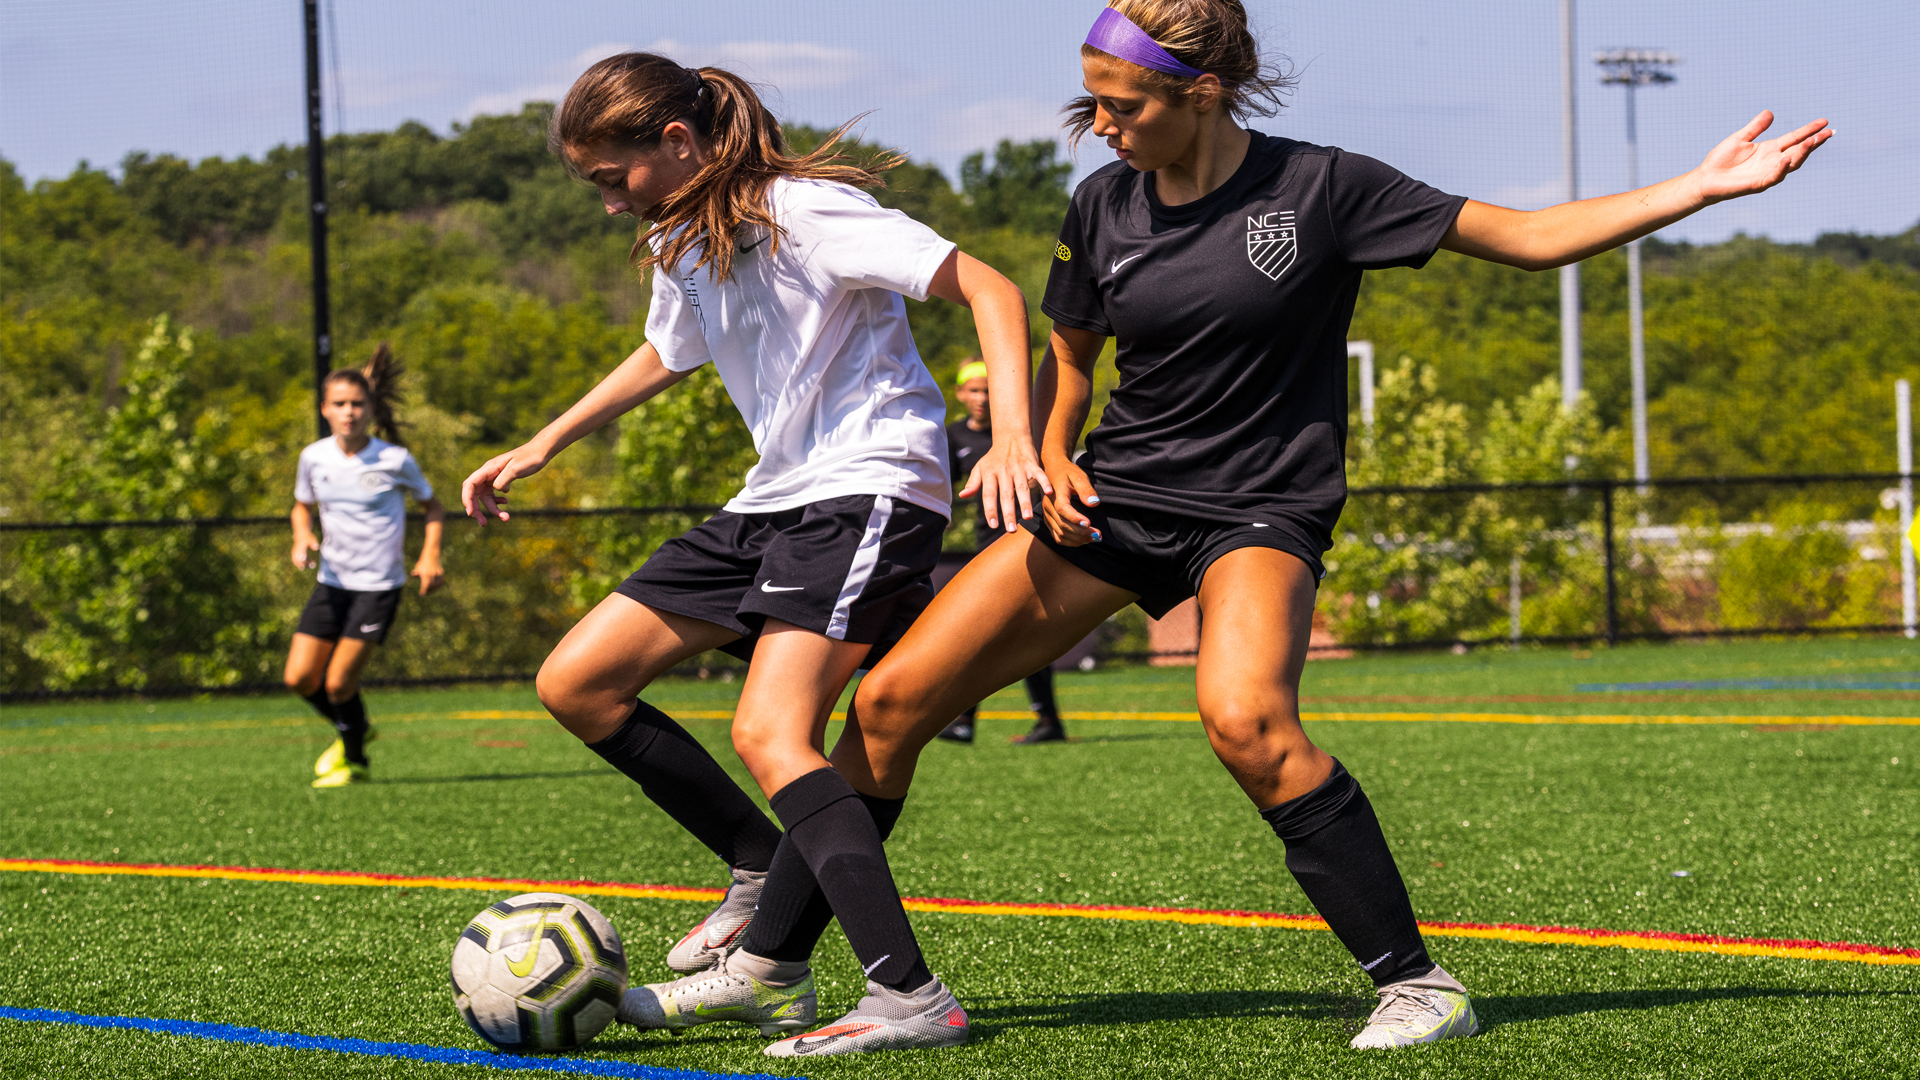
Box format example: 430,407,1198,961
737,233,770,254
1110,253,1146,274
760,582,805,593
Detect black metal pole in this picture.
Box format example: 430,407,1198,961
1602,481,1619,645
304,0,332,439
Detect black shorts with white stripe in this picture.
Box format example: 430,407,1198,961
614,494,946,665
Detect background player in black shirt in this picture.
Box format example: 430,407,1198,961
841,0,1831,1053
936,360,1066,745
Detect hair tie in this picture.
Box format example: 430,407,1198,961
1084,7,1207,79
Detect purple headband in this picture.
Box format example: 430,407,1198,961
1084,7,1207,79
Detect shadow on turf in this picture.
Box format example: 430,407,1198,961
1482,985,1916,1027
376,769,610,786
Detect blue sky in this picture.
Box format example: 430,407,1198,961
2,0,1912,242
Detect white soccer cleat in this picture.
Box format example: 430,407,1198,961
666,867,765,973
763,977,968,1058
618,949,814,1037
1350,966,1479,1049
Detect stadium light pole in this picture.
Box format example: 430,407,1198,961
1598,49,1679,491
304,0,333,439
1558,0,1581,422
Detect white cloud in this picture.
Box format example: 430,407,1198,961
1484,179,1567,211
930,97,1069,158
458,41,633,120
647,38,867,91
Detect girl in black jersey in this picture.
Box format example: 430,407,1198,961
835,0,1831,1051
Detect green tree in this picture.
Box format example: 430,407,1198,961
13,316,278,690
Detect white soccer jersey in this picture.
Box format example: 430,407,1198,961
645,176,958,518
294,437,433,592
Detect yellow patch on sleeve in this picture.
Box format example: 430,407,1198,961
1054,243,1071,262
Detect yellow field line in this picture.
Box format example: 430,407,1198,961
6,857,1914,967
8,707,1914,739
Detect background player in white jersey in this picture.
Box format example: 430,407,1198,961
286,345,445,789
460,52,1046,1057
830,0,1830,1053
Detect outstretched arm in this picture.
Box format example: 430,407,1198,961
1442,110,1832,271
461,341,693,525
926,249,1052,532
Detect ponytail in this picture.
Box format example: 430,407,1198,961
321,341,406,447
551,52,900,283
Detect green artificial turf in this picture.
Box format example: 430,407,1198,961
2,637,1916,1078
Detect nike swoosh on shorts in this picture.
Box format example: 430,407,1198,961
760,582,804,593
358,623,382,633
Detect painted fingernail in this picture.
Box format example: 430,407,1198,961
1091,529,1103,542
1087,496,1101,504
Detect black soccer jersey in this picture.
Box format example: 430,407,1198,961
944,418,996,547
1042,132,1465,553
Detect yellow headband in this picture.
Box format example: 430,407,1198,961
955,361,988,386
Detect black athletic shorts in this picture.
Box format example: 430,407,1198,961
615,494,945,665
1025,504,1324,619
295,583,404,644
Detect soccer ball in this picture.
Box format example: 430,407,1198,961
451,892,628,1051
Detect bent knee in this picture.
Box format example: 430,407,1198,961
1203,702,1311,756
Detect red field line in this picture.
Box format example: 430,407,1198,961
7,857,1916,967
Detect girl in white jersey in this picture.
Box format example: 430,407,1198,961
287,346,446,789
460,53,1046,1057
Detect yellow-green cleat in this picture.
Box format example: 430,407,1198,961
1350,966,1479,1049
311,762,369,788
619,949,816,1037
312,726,376,777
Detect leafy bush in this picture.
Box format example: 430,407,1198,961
12,317,280,690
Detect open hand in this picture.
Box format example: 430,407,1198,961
1692,111,1831,204
959,439,1053,534
461,442,553,525
1038,455,1102,548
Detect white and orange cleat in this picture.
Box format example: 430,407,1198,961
665,867,765,973
763,977,968,1058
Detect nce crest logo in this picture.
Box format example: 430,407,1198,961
1246,211,1296,281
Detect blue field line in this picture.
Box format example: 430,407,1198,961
0,1006,790,1079
1578,676,1920,692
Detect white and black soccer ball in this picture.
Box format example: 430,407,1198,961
451,892,628,1051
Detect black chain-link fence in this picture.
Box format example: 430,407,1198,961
3,472,1912,701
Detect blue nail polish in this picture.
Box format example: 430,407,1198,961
1087,496,1101,505
1091,529,1104,542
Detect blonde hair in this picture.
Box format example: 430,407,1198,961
552,52,900,283
1064,0,1295,148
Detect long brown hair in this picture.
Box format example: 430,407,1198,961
322,342,406,446
552,52,899,283
1064,0,1295,149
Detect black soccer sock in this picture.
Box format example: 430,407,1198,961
743,791,907,965
1025,666,1059,721
756,768,930,992
586,700,782,873
331,693,369,766
1259,759,1434,987
302,688,337,723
